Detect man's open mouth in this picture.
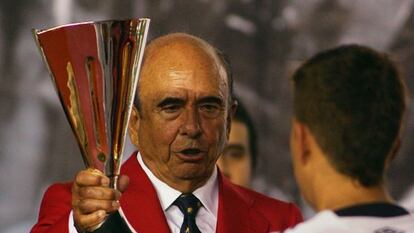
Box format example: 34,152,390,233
176,148,206,162
181,148,202,155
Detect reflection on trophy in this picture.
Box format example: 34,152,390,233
33,19,150,189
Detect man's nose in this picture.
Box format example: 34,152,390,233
179,107,202,138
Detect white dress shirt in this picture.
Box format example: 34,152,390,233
138,153,219,233
69,152,219,233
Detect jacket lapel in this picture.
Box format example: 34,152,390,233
216,172,269,233
119,153,171,233
118,154,269,233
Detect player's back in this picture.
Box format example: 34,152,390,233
282,210,414,233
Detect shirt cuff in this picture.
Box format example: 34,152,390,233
68,210,78,233
68,208,135,233
68,210,107,233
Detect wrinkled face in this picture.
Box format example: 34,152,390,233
131,45,233,189
217,121,252,188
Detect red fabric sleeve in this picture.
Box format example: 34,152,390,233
30,182,73,233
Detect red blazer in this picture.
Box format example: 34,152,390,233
31,153,302,233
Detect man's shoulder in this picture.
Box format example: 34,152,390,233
222,178,303,228
284,210,414,233
42,182,73,199
120,152,140,175
38,181,73,212
234,184,301,213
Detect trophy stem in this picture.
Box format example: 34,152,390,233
110,175,119,190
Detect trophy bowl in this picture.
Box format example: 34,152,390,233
33,18,150,189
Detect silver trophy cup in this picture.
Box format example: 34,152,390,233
33,19,150,189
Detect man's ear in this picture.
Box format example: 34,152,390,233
386,137,401,168
292,119,312,165
226,100,238,138
128,106,140,148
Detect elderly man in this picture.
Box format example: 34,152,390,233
31,33,302,233
283,45,414,232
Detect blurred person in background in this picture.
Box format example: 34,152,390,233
217,99,291,201
283,45,414,232
217,100,256,188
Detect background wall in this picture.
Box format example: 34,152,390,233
1,0,414,232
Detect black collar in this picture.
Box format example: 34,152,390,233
334,202,410,217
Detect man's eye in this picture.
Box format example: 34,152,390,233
199,104,221,117
222,145,246,160
162,105,181,113
223,150,245,160
201,104,218,111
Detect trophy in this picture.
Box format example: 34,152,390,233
33,19,150,189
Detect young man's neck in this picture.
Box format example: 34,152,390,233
314,177,392,212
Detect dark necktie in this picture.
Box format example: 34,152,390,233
174,193,202,233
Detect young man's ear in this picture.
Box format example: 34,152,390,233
292,119,312,165
386,137,401,168
128,106,140,148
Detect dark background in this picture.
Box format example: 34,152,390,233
1,0,413,232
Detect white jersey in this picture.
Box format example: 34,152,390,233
282,210,414,233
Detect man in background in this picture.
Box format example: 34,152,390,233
217,100,256,188
216,100,290,201
284,44,414,232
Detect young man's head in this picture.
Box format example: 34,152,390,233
290,45,407,208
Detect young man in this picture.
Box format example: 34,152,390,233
285,45,414,232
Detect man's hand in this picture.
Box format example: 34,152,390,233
72,169,129,232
